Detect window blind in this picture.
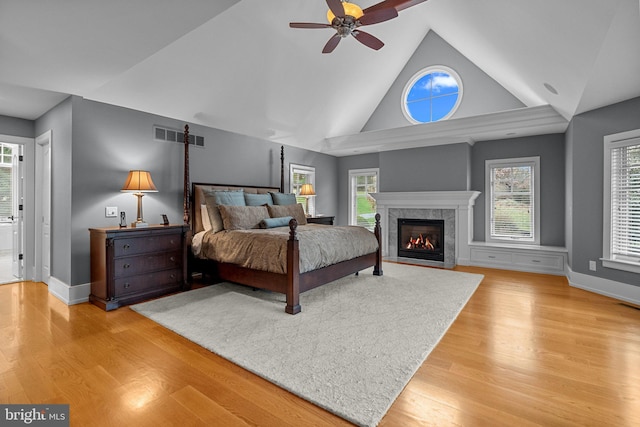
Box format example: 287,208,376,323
610,143,640,261
490,165,534,240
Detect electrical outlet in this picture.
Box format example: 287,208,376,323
105,206,118,218
589,260,597,271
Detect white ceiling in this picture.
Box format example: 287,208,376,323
1,0,639,155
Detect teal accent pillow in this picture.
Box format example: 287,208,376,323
259,216,293,229
244,193,273,206
269,192,297,205
215,190,246,206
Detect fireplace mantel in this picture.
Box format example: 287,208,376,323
371,191,481,267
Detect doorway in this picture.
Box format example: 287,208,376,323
0,141,24,284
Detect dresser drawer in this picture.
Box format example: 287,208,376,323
114,268,182,297
113,234,182,257
113,250,182,278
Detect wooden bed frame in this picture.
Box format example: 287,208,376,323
183,126,382,314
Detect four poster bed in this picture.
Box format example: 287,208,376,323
182,125,382,314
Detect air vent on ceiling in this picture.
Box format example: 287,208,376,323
153,125,205,147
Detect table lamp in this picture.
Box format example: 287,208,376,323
121,170,157,227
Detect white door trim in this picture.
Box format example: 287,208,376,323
0,134,34,281
35,130,52,284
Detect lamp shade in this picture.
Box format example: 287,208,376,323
299,183,315,196
121,170,158,193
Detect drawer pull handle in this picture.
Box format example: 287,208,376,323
124,283,130,288
170,256,176,262
170,240,175,245
532,259,541,263
488,255,496,259
123,263,130,269
170,274,176,279
123,244,130,249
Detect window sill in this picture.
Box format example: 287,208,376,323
602,258,640,274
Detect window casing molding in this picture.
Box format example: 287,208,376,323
485,157,540,245
348,168,379,230
290,164,315,217
401,65,463,124
603,129,640,274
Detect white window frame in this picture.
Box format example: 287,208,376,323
348,168,379,230
290,163,315,217
603,129,640,274
485,157,540,245
401,65,463,124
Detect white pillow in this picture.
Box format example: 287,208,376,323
201,205,212,231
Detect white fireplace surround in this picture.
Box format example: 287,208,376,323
371,191,481,266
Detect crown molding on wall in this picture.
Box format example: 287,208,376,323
319,105,568,157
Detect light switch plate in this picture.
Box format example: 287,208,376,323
105,206,118,218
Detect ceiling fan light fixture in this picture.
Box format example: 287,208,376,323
327,2,364,23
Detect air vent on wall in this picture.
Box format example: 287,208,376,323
153,125,205,147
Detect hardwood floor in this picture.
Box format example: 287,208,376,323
1,266,639,426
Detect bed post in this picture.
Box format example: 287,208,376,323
285,218,301,314
373,213,383,276
280,145,285,193
183,124,190,226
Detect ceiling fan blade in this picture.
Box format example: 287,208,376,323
326,0,345,18
363,0,428,14
289,22,332,29
322,34,342,54
358,7,398,26
352,30,385,50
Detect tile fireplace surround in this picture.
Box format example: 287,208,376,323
371,191,481,268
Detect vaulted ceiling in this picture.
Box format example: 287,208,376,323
1,0,639,155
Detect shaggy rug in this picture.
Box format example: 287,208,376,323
131,262,483,426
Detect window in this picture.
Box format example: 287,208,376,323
349,169,378,231
0,143,16,222
485,157,540,244
603,130,640,273
290,164,315,216
402,66,462,124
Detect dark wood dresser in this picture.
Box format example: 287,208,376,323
89,224,188,311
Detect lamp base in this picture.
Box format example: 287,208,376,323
131,221,149,228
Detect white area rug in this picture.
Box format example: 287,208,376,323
131,262,483,426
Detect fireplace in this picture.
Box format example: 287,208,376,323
397,218,445,262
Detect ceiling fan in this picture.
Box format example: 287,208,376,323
289,0,428,54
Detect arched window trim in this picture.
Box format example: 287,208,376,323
401,65,463,124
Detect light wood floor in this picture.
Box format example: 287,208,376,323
1,266,639,426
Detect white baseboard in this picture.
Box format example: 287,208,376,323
48,276,91,305
567,267,640,306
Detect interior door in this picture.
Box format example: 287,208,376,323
11,145,23,278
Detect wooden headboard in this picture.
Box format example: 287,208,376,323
191,183,281,234
182,121,286,234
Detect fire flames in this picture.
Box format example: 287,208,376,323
406,234,435,250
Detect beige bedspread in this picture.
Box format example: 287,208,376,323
198,224,378,274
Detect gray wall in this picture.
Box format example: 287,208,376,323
379,143,470,192
567,96,640,286
470,134,566,246
362,31,525,132
39,98,337,286
0,115,35,138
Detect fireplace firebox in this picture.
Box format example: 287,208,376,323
397,218,445,262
